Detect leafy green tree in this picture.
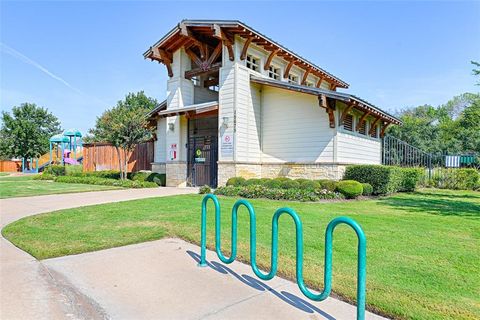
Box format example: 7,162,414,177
0,103,61,167
89,91,157,179
472,61,480,85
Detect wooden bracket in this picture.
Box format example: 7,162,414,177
301,69,311,85
151,47,173,77
380,122,391,138
206,42,223,67
240,37,253,60
213,24,234,61
369,117,381,136
284,60,294,78
319,95,335,128
329,82,337,91
316,76,324,88
339,103,354,125
356,111,371,132
264,49,279,70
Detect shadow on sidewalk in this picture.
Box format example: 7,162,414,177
186,250,335,320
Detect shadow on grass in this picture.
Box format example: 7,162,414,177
381,193,480,217
412,190,480,200
186,250,336,320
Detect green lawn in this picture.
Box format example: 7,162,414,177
0,172,11,177
2,189,479,320
0,175,121,198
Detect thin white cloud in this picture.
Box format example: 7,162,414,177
1,42,85,95
0,42,109,106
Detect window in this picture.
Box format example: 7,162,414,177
370,123,378,138
344,114,354,131
305,81,314,87
268,66,280,80
246,55,259,71
191,76,200,87
358,121,367,135
288,74,298,84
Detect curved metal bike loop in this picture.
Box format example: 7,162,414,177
199,194,366,320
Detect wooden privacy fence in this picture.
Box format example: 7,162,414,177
0,160,22,172
83,142,154,172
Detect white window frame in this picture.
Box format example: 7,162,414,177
288,74,299,84
268,65,281,80
246,54,260,72
305,80,314,87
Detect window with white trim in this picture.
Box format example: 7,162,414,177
288,74,298,84
305,80,314,87
246,55,259,71
268,66,280,80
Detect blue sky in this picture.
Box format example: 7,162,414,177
1,1,479,133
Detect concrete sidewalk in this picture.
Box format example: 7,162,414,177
0,188,197,320
43,238,386,320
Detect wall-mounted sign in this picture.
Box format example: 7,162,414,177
169,143,177,160
221,134,234,156
195,148,202,157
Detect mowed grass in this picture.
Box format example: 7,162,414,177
3,189,479,320
0,175,121,198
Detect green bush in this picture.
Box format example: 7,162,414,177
317,179,338,192
54,176,157,188
278,178,300,189
295,179,320,190
130,171,150,182
33,173,55,180
199,185,211,194
431,168,480,190
264,179,283,189
244,178,263,186
226,177,246,186
344,165,403,195
399,168,424,192
214,185,344,202
361,183,373,196
336,180,363,199
44,165,66,176
150,173,166,186
65,165,83,176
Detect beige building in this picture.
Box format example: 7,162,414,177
144,20,401,187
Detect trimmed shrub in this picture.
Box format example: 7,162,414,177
361,183,373,196
336,180,363,199
54,176,157,188
33,173,55,180
150,173,166,186
344,165,403,195
199,185,211,194
431,168,480,190
214,185,344,202
278,179,300,189
295,179,321,190
264,179,283,189
44,165,66,176
399,168,424,192
244,178,263,186
130,171,151,182
317,179,338,192
65,165,83,176
226,177,246,187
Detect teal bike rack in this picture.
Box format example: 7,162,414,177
199,194,367,320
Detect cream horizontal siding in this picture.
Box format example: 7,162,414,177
261,86,335,163
154,118,166,163
235,66,262,162
336,132,381,164
218,65,236,161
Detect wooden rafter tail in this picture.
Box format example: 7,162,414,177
380,122,391,138
264,49,279,70
240,37,253,60
284,60,294,78
356,111,371,132
301,69,311,85
369,117,381,135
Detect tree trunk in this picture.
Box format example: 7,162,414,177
123,148,129,180
115,146,123,180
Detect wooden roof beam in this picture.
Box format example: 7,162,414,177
185,62,222,79
264,49,279,70
340,102,355,125
213,24,234,61
240,37,253,60
185,48,204,69
301,69,311,85
316,76,324,88
356,111,371,132
369,117,381,135
151,47,173,77
283,60,294,78
380,122,391,138
206,42,223,66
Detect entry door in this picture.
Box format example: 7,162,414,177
188,136,218,187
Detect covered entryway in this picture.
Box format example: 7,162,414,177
187,114,218,187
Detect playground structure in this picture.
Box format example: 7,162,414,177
199,194,367,320
22,130,84,173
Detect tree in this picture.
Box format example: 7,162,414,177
89,91,157,179
0,103,61,167
472,61,480,85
